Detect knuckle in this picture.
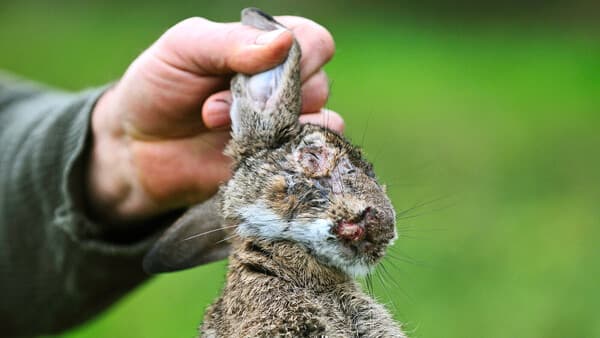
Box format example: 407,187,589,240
164,17,214,41
314,25,335,61
178,16,212,29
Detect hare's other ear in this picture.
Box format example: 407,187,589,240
229,8,302,154
143,196,230,274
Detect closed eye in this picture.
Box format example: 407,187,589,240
337,157,357,175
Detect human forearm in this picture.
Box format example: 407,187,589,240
0,73,157,336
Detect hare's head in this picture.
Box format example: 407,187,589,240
220,9,396,277
224,125,396,277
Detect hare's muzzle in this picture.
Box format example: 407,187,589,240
335,206,396,251
334,207,373,242
336,207,378,239
335,220,366,242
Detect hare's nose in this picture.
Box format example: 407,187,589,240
335,220,365,241
334,207,374,241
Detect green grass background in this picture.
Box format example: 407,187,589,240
2,1,599,337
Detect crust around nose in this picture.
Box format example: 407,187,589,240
335,221,365,241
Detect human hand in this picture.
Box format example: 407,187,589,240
87,15,343,224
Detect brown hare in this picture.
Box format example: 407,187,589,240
144,8,407,337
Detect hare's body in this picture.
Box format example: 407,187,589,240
201,239,404,337
144,8,407,337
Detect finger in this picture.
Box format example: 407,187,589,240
206,105,345,135
155,17,295,76
299,109,345,133
156,16,334,80
202,90,233,129
132,131,232,212
275,16,335,81
300,70,330,114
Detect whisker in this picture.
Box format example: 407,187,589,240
395,221,449,232
386,248,427,268
393,232,421,241
180,224,238,242
369,142,386,167
395,206,452,221
374,269,398,312
364,272,375,298
241,216,328,223
395,195,450,218
325,79,334,131
216,233,240,245
382,256,407,274
376,266,414,305
382,181,426,189
378,261,402,289
358,110,373,148
395,224,448,236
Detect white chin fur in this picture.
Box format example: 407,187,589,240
237,203,373,277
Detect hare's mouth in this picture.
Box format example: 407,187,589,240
338,235,386,258
334,225,388,264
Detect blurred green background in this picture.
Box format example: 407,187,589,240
2,0,599,337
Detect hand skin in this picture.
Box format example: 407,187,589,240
87,16,344,224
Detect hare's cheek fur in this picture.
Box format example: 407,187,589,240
235,201,374,277
236,202,335,251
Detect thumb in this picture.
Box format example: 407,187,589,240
154,17,294,76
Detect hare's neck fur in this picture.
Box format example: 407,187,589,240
200,238,406,337
230,238,349,290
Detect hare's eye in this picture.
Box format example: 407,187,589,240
338,158,356,175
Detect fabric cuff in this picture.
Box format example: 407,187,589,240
52,85,165,257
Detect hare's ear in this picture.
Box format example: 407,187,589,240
143,196,230,274
229,8,302,153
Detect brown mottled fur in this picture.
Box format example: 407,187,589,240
144,8,407,337
201,239,404,337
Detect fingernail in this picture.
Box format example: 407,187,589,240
255,28,287,45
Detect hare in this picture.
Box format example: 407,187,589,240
143,8,406,338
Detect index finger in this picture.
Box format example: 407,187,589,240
275,16,336,81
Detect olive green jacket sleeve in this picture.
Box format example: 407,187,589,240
0,72,164,336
